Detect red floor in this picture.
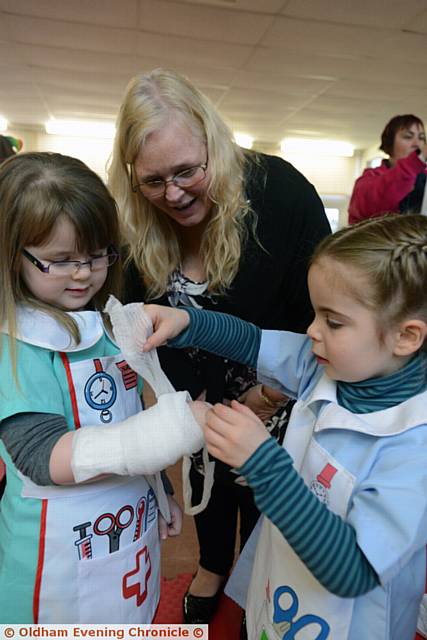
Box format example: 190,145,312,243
153,572,243,639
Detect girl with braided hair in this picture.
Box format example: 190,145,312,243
142,213,427,639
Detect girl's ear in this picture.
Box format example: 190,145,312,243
393,319,427,356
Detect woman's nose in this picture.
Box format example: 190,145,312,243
164,181,186,202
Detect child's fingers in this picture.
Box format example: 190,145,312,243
142,332,166,351
210,402,245,425
230,399,260,419
142,307,189,351
205,441,226,461
203,422,228,452
205,408,231,435
158,515,169,540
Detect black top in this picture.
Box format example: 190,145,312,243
124,153,331,404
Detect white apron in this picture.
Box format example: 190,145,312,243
14,310,162,623
246,400,356,640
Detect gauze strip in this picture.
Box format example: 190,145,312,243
105,296,175,396
105,296,214,516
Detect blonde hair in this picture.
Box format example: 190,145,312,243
312,214,427,338
108,68,253,298
0,152,122,370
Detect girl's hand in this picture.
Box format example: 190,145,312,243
238,384,287,423
190,400,211,429
204,400,270,469
158,495,183,539
142,304,190,351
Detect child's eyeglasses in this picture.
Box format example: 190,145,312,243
22,247,119,276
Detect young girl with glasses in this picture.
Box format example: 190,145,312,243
142,213,427,639
0,152,208,623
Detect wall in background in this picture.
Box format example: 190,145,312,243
10,127,362,226
6,127,113,181
279,151,359,227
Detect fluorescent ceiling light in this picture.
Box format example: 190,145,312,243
0,116,8,132
45,118,116,138
234,132,254,149
281,138,354,157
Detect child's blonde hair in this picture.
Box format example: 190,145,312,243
312,214,427,342
108,67,255,298
0,152,122,359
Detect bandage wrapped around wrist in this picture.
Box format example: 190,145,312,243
71,391,204,483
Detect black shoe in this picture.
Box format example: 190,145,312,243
182,590,221,624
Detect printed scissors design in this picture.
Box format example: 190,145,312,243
93,505,134,553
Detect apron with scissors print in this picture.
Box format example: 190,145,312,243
14,310,162,623
246,399,356,640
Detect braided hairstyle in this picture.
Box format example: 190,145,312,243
311,214,427,346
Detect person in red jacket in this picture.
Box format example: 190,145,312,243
349,114,427,224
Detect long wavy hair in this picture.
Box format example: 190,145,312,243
108,68,254,298
0,152,122,370
312,214,427,345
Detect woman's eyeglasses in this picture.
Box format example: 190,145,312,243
22,247,119,277
130,162,208,198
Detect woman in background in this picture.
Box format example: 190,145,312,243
108,68,331,624
349,114,427,223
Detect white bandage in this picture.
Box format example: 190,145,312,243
101,296,212,516
104,295,175,396
71,391,204,483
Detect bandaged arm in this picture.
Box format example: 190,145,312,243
0,392,204,485
1,412,173,492
70,391,204,483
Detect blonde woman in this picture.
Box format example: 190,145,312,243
109,68,330,624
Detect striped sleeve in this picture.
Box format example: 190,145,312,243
169,307,261,368
239,438,379,597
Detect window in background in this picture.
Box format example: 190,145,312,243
324,208,340,232
321,194,349,229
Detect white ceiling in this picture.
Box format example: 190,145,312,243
1,0,427,152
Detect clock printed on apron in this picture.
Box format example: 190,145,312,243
85,358,118,423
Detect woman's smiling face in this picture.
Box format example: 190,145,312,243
133,119,212,229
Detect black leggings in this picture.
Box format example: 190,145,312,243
190,464,260,576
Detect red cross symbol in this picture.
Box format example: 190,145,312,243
122,546,152,606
